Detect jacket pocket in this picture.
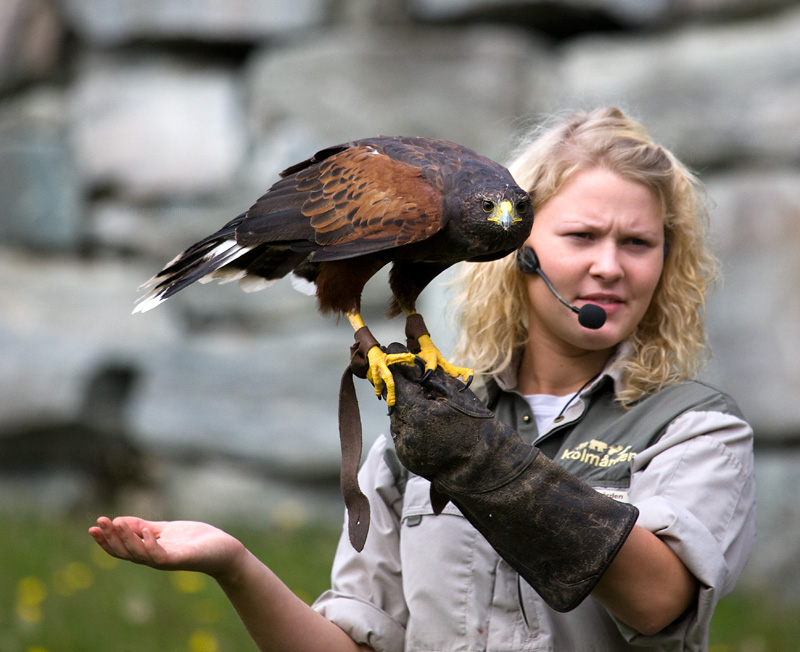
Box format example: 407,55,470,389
401,475,464,526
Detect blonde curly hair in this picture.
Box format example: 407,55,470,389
451,107,719,406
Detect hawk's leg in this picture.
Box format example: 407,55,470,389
405,311,473,388
347,312,416,407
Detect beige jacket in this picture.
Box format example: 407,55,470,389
313,358,756,652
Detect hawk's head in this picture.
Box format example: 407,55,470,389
441,181,532,262
478,190,531,231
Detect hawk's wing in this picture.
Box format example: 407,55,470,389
237,140,448,260
134,137,492,312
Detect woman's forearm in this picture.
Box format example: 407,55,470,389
214,545,371,652
592,525,698,635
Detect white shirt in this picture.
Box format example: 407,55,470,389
524,393,571,434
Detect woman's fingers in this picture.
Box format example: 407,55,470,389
90,516,161,565
89,519,117,557
114,518,151,561
93,516,131,559
139,526,170,566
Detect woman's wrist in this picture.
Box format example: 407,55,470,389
204,536,251,586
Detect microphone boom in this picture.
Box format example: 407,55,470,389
516,247,607,330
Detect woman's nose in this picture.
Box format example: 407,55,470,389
589,241,623,280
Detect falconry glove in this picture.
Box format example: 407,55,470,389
388,351,639,612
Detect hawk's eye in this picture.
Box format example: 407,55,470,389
481,199,495,213
515,199,529,214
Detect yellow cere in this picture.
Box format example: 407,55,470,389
487,200,521,227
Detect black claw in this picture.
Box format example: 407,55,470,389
411,356,433,383
387,405,395,416
458,374,474,392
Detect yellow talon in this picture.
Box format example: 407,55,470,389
366,346,416,407
347,310,415,407
347,311,472,407
416,334,474,384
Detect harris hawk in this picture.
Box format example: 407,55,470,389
134,136,534,405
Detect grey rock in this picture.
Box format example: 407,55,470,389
0,247,398,478
127,328,378,474
0,248,176,426
157,459,347,529
0,0,64,92
555,7,800,167
667,0,796,22
58,0,331,45
409,0,797,29
0,89,83,251
88,198,249,261
703,170,800,438
738,449,800,601
69,54,248,200
245,26,552,164
408,0,670,27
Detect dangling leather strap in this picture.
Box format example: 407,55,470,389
338,326,380,552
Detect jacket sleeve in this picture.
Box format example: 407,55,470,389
618,408,756,649
312,435,409,652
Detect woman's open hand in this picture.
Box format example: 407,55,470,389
89,516,245,581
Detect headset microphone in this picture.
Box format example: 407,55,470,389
516,247,607,330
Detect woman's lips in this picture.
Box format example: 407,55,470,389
580,294,624,315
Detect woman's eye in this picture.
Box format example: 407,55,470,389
482,199,495,213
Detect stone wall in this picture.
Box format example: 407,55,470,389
2,0,800,598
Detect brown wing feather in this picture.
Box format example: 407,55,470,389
300,145,444,250
238,142,445,259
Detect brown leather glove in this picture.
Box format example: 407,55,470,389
388,349,639,612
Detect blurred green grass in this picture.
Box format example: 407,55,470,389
0,511,340,652
709,591,800,652
1,510,797,652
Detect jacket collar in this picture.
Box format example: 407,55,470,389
487,341,632,402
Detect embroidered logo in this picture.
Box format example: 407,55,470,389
560,439,636,468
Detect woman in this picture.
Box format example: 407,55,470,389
90,107,756,651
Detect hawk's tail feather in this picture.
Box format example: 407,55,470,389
290,272,317,296
133,239,254,313
133,235,317,313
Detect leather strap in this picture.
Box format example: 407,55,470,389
338,326,380,552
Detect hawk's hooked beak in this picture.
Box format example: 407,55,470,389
489,200,517,230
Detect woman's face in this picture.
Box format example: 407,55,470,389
524,167,665,355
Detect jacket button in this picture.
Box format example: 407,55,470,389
523,414,531,423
